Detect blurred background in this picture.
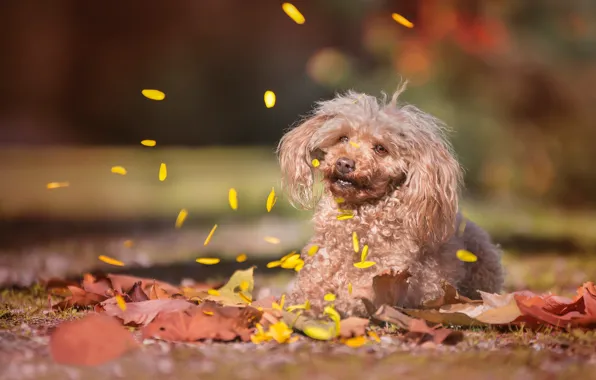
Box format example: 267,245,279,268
1,0,595,295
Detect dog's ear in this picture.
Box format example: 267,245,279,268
402,135,462,248
277,114,329,209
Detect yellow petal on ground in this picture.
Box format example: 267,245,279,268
98,255,125,267
282,2,305,25
391,13,414,28
203,311,214,316
268,321,293,343
141,89,166,101
111,166,127,175
311,159,320,168
456,249,478,263
175,209,188,229
239,280,250,292
236,253,247,263
352,232,359,253
337,214,354,221
141,139,156,147
159,163,167,181
123,240,134,248
196,257,220,265
360,245,369,262
294,260,305,272
368,330,381,343
303,326,334,341
264,236,280,245
307,245,319,256
354,261,376,269
207,289,220,296
228,188,238,210
264,90,276,108
344,336,368,348
324,293,336,302
115,295,127,311
46,182,70,189
349,141,360,148
266,187,277,212
203,224,218,246
348,282,353,295
267,260,282,268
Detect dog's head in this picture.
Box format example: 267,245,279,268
277,84,463,245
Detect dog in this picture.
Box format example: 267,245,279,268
277,84,504,317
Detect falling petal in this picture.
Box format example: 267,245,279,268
360,245,369,262
228,188,238,210
141,89,166,101
344,336,368,348
111,166,127,175
456,249,478,263
141,139,156,147
203,311,214,316
352,232,359,253
203,224,218,246
311,159,320,168
266,187,277,212
159,163,167,181
196,258,220,265
115,295,127,311
279,294,286,309
391,13,414,28
98,255,125,267
264,91,276,108
46,182,69,189
282,3,305,25
353,261,376,269
307,245,319,256
175,209,188,229
349,141,360,148
264,236,280,245
337,214,354,220
348,283,353,295
236,253,247,263
294,260,305,272
324,293,336,302
267,260,282,268
335,197,345,204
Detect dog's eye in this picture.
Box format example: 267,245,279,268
339,136,349,143
374,144,388,155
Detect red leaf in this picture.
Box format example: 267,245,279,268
50,314,138,366
102,299,195,326
107,274,181,295
53,286,107,310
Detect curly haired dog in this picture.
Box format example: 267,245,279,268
277,84,504,317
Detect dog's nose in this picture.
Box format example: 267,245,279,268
336,157,355,174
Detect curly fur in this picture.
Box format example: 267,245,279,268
277,84,504,317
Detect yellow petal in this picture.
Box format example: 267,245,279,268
267,260,282,268
353,261,376,269
367,330,381,343
266,187,277,212
349,141,360,148
203,311,214,316
111,166,127,175
268,321,293,343
46,182,69,189
307,245,319,256
282,2,305,25
159,163,167,181
115,295,127,311
344,336,368,348
337,214,354,220
196,257,221,265
236,253,247,263
303,326,334,341
264,90,276,108
391,13,414,28
335,197,345,204
294,260,305,272
98,255,125,267
207,289,220,296
324,306,341,324
204,224,218,246
348,282,353,295
281,255,301,269
264,236,280,245
281,251,298,262
360,245,369,262
324,293,336,302
279,294,286,309
141,139,156,147
141,89,166,101
175,209,188,229
352,232,359,253
228,188,238,210
311,159,320,168
456,249,478,263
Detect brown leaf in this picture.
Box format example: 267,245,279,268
127,281,149,302
53,286,107,310
406,318,463,345
50,314,139,366
422,282,481,309
82,274,114,297
339,317,369,338
141,303,262,342
372,304,413,329
107,274,181,296
103,299,195,326
148,282,170,300
372,270,410,309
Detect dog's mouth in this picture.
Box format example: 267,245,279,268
329,174,365,190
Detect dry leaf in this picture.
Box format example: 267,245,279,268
406,319,463,346
50,314,138,366
102,299,195,326
422,282,480,309
53,286,107,310
107,274,181,296
204,267,255,306
148,283,170,300
338,317,369,338
371,270,410,309
127,281,150,302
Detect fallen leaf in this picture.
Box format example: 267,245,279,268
372,304,413,329
53,286,107,310
50,314,138,366
204,267,255,306
148,282,170,300
422,282,480,308
102,299,195,326
371,270,410,309
107,274,181,296
127,281,150,302
282,311,337,340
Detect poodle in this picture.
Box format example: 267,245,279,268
277,83,504,317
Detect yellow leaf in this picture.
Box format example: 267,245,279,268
141,139,156,147
141,89,166,101
324,293,336,302
111,166,127,175
159,163,167,181
344,336,368,348
175,209,188,229
353,261,376,269
352,232,359,253
46,182,69,189
456,249,478,263
282,2,305,25
115,295,127,311
98,255,125,267
204,224,218,246
208,289,220,296
236,253,247,263
303,326,334,341
264,90,276,108
348,282,353,295
311,159,320,168
196,257,220,265
266,187,277,212
228,188,238,210
337,214,354,220
391,13,414,28
264,236,280,244
267,260,282,268
368,330,381,343
307,245,319,256
360,245,369,262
